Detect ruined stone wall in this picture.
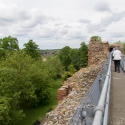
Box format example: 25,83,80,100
88,39,109,66
103,42,109,56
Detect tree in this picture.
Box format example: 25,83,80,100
0,36,19,59
28,61,52,106
0,68,25,125
43,55,64,79
1,51,52,107
59,46,71,70
0,36,19,50
69,48,80,70
78,42,88,68
23,40,41,59
1,51,37,106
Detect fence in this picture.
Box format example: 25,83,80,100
121,55,125,71
68,55,111,125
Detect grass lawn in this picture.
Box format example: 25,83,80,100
18,79,62,125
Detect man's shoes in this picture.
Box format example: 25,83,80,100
118,71,120,73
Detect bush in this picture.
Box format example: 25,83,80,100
62,65,77,81
62,72,71,81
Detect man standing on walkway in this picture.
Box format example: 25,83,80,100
113,47,122,73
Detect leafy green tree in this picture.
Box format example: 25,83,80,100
44,55,64,79
0,36,19,50
78,42,88,68
59,46,71,70
69,48,80,70
23,40,41,60
0,36,19,59
28,61,52,106
1,51,51,107
1,51,36,106
0,68,25,125
0,49,6,60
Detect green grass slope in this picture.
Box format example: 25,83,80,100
18,79,62,125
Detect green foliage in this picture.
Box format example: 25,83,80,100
59,42,88,71
59,46,71,70
0,36,19,50
114,40,123,46
62,72,71,81
69,48,80,70
43,55,64,79
0,36,19,59
3,51,52,106
0,68,25,125
28,60,52,106
0,49,6,60
23,40,41,60
123,43,125,53
68,64,77,75
1,51,36,105
62,65,77,81
18,79,62,125
114,40,125,53
0,36,89,125
91,36,102,41
78,42,88,68
0,50,54,124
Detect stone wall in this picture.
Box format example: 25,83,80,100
103,42,109,55
88,39,109,66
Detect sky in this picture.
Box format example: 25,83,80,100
0,0,125,49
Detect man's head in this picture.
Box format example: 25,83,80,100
115,47,118,50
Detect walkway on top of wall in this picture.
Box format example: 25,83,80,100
109,61,125,125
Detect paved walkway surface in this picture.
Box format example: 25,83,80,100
109,62,125,125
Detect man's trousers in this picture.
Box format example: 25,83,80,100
114,60,120,72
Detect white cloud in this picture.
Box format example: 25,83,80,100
0,0,125,49
95,1,111,12
77,19,91,24
20,9,55,28
87,11,125,32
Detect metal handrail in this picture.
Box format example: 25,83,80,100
92,56,111,125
